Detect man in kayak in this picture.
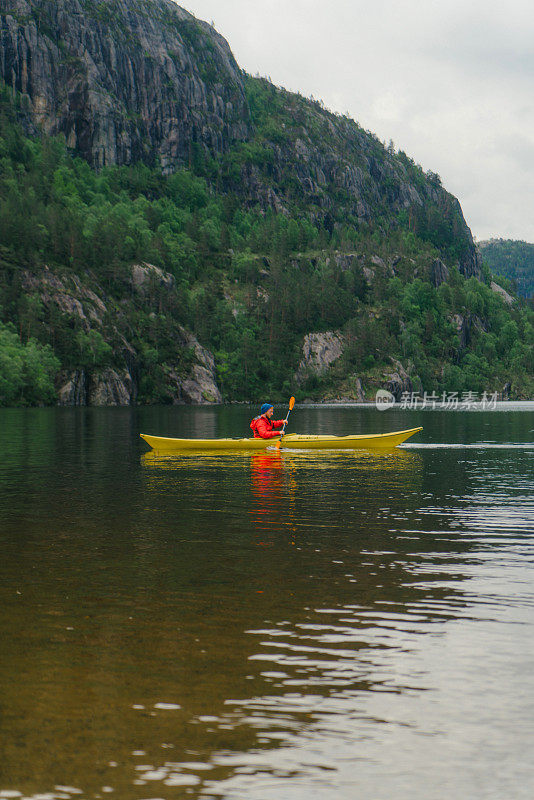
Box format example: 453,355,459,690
250,403,285,439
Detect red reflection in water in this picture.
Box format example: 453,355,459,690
251,450,284,500
250,450,287,541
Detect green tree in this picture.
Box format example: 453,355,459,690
75,329,113,368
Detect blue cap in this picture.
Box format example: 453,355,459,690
260,403,273,415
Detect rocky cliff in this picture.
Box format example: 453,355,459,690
0,0,480,275
1,0,527,407
0,0,249,169
18,264,222,406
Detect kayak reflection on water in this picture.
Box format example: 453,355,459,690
251,450,284,502
251,451,284,539
249,450,299,544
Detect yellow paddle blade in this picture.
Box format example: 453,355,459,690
275,397,295,448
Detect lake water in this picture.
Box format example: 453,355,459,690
0,404,533,800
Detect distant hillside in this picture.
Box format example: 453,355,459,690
0,0,532,406
478,239,534,298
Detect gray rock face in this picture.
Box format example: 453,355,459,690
490,281,515,306
56,369,89,405
56,367,133,405
349,376,365,402
0,0,480,275
22,268,107,328
89,368,133,405
450,312,487,350
331,252,363,272
30,265,223,406
176,363,221,404
131,262,175,293
55,340,222,405
296,331,344,384
459,244,482,279
172,327,222,403
0,0,250,170
451,313,470,350
430,258,449,287
384,359,412,401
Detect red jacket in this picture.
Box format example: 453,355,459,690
250,414,285,439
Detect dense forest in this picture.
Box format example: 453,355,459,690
0,1,532,405
0,82,532,405
478,239,534,299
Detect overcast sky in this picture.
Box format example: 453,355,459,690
180,0,534,242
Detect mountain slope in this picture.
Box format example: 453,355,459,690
0,0,479,275
0,0,532,405
478,239,534,298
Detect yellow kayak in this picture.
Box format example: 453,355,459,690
140,427,422,452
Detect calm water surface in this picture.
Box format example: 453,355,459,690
0,404,533,800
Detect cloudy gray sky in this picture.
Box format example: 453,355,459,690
180,0,534,242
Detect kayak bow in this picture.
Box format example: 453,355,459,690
140,427,422,452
